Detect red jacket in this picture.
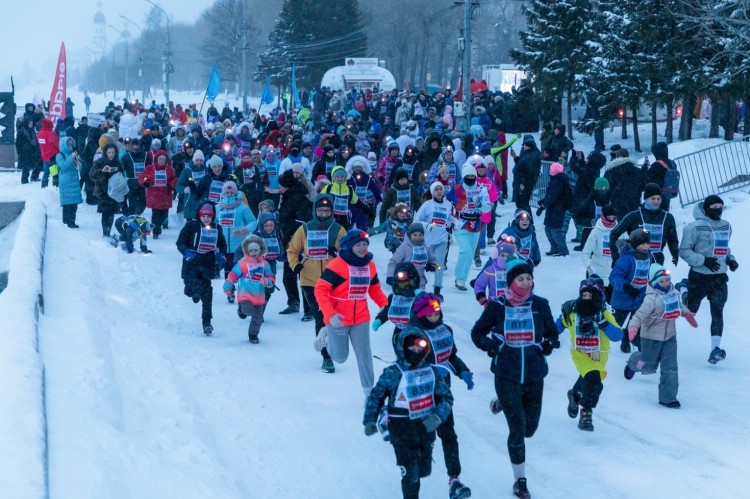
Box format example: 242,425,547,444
139,150,176,209
314,257,388,326
37,119,59,162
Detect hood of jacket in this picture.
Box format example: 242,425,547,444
41,118,53,131
394,326,431,370
606,157,638,171
346,155,371,175
59,136,74,156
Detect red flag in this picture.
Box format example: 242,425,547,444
48,43,67,123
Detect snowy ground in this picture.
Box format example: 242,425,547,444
1,123,749,498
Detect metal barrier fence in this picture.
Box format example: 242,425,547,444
675,137,750,207
530,160,553,208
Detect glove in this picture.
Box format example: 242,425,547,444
623,283,641,297
142,178,150,187
188,179,196,189
727,259,739,272
541,339,559,356
425,263,437,272
477,296,489,308
672,255,679,266
533,260,541,267
386,277,394,286
327,248,338,258
372,319,382,332
422,413,442,432
184,249,198,262
364,422,378,437
216,253,227,266
329,313,345,328
682,311,698,328
703,256,721,272
628,326,639,341
536,206,544,216
293,263,304,274
140,246,152,254
460,371,474,390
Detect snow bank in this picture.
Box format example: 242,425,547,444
0,197,48,498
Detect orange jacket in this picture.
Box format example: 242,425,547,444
314,257,388,326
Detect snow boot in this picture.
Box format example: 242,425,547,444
624,364,635,380
321,358,335,373
567,390,579,418
474,256,482,268
486,237,495,246
192,294,201,304
455,279,467,291
489,398,503,415
433,286,443,300
203,323,214,336
659,400,681,409
279,302,299,315
513,477,531,499
708,347,726,364
249,335,259,344
301,313,314,322
449,478,472,499
578,408,594,431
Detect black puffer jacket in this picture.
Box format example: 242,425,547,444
604,157,647,220
278,179,312,247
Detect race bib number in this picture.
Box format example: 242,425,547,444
631,259,649,287
643,222,664,253
333,195,349,216
411,245,428,268
265,237,280,260
396,189,411,208
425,325,453,366
712,228,730,258
348,265,370,300
197,227,218,254
208,180,224,203
431,205,449,226
404,367,435,420
518,236,532,259
574,317,600,354
219,208,235,227
388,295,415,327
601,233,611,257
134,161,145,176
660,289,681,320
154,169,167,187
307,230,329,260
494,270,507,298
504,305,535,347
192,170,205,183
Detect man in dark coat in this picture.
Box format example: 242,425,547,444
604,150,647,221
278,169,312,316
647,141,678,211
570,149,607,243
511,135,542,220
15,117,42,183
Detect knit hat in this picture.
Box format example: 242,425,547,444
339,229,370,252
496,239,517,257
514,209,531,221
151,138,162,149
250,148,261,156
550,163,564,176
437,163,449,175
367,151,377,161
192,150,205,162
198,203,215,218
648,263,671,286
594,177,609,190
703,194,724,210
643,182,662,200
394,168,409,182
430,181,444,196
259,199,276,212
208,155,223,168
505,258,534,284
222,180,238,196
523,137,536,147
407,222,425,237
413,292,442,319
278,169,296,188
484,155,496,165
579,277,605,297
628,227,650,248
462,164,477,178
601,205,617,219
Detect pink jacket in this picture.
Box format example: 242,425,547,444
477,176,498,223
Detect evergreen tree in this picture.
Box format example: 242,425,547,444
256,0,368,89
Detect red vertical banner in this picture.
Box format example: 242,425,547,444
48,43,67,123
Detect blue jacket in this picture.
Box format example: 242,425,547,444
56,137,83,206
471,294,558,384
215,195,257,253
501,219,541,264
609,247,654,310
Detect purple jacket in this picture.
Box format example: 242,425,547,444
473,258,507,301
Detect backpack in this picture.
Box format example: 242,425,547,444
658,160,680,199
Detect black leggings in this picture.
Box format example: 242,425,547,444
495,377,544,464
436,407,461,478
571,370,603,410
392,440,433,499
687,269,728,337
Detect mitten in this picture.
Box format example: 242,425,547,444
223,289,233,298
536,206,544,216
541,339,558,356
623,283,641,297
682,311,698,328
727,259,739,272
329,313,345,328
703,256,721,272
628,326,639,341
364,422,378,436
533,260,541,267
477,295,489,308
422,413,442,432
142,178,150,187
460,371,474,390
216,253,227,266
293,263,304,274
372,319,382,332
672,255,679,266
386,277,394,286
327,248,337,258
425,263,437,272
184,249,198,262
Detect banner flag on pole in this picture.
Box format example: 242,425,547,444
291,64,302,110
261,77,274,105
206,62,221,102
48,42,67,123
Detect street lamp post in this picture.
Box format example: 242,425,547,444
145,0,172,105
120,15,146,104
109,25,130,100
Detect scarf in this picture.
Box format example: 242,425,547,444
505,281,532,306
601,212,616,228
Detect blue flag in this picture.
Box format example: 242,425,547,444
206,62,221,102
291,63,302,110
261,77,274,105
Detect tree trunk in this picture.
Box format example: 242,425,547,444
685,94,695,139
744,94,750,140
709,97,720,138
435,39,446,87
665,97,674,143
566,89,574,140
632,106,641,152
408,43,419,93
723,99,736,141
651,100,658,146
621,102,628,139
678,95,689,141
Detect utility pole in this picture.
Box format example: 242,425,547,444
121,15,145,104
462,1,475,127
146,0,172,104
241,0,248,111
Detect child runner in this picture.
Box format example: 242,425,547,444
386,223,438,290
414,181,455,297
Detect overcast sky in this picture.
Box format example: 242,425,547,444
0,0,214,92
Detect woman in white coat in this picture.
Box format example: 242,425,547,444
581,205,618,301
